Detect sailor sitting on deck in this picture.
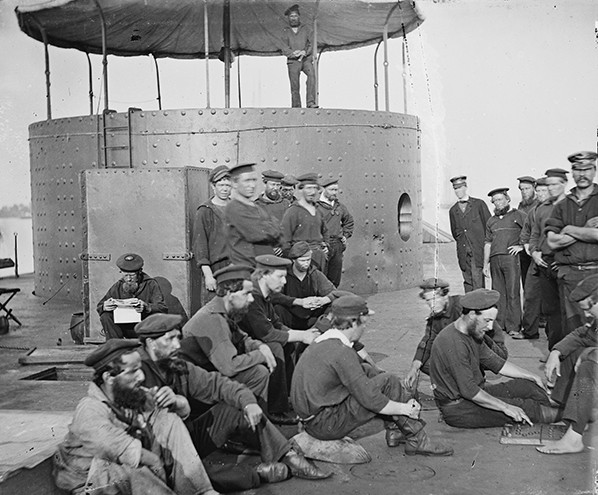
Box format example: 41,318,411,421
97,253,167,340
291,294,454,457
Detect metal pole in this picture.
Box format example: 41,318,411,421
237,51,242,108
93,0,109,112
402,39,408,114
86,53,94,115
312,0,320,107
13,233,19,278
31,18,51,119
152,54,162,110
373,41,381,111
204,0,211,108
382,24,389,112
223,0,231,108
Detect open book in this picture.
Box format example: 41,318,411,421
113,298,141,324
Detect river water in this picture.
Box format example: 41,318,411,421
0,217,34,276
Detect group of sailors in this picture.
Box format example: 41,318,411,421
51,152,597,494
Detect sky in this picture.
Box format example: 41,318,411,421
1,0,597,234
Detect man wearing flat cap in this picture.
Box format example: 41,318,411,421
514,177,550,341
193,165,232,306
271,241,343,331
483,188,526,337
53,339,219,495
180,264,275,403
281,172,330,273
292,295,454,457
280,174,298,204
404,278,507,391
280,4,316,108
135,314,330,488
224,163,284,267
448,175,491,293
239,254,320,425
546,151,598,337
528,169,569,347
97,253,167,340
317,178,354,287
539,274,598,455
430,289,559,428
255,169,291,222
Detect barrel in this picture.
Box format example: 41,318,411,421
69,312,85,344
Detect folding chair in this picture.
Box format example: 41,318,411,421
0,288,22,326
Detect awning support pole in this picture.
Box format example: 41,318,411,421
312,0,320,107
93,0,109,113
402,39,408,114
223,0,231,108
203,0,211,108
86,53,94,115
152,54,162,110
31,17,51,119
383,2,401,112
373,41,381,111
237,51,242,108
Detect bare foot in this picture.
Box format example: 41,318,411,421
536,427,584,454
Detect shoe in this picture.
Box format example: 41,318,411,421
256,462,290,483
269,411,300,425
221,440,260,456
404,429,454,457
282,449,332,480
385,428,406,447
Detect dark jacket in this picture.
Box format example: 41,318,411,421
449,197,491,270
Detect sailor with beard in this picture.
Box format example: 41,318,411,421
255,170,291,222
404,278,507,391
430,289,561,428
180,264,275,402
483,188,526,337
546,151,598,336
280,175,298,204
53,339,219,495
135,313,332,489
97,253,168,340
281,173,330,273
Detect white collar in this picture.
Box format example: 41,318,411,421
319,193,334,205
314,328,353,348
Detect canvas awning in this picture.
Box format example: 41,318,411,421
15,0,424,59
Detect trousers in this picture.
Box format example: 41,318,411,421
490,254,522,334
287,57,316,108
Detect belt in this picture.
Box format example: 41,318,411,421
298,414,317,424
435,398,464,407
569,264,598,271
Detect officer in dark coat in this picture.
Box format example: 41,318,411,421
448,176,491,292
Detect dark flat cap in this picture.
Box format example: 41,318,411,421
284,4,300,16
229,163,256,177
569,274,598,303
255,254,292,270
488,187,509,197
209,165,230,183
517,176,536,184
262,170,284,182
281,175,298,187
449,176,467,189
116,253,144,272
213,264,253,284
535,177,548,186
570,156,597,170
419,278,449,291
84,339,140,370
545,168,569,181
460,289,500,310
567,151,598,166
296,173,319,185
288,241,311,259
331,295,374,318
135,314,183,339
321,178,339,188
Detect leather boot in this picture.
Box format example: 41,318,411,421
396,417,454,457
256,462,290,483
282,448,333,480
385,423,405,447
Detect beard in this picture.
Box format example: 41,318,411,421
113,380,147,411
266,188,281,201
465,320,485,343
281,189,294,200
494,205,510,217
157,356,189,387
228,305,250,322
122,281,139,296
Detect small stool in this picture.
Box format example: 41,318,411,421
0,288,22,326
